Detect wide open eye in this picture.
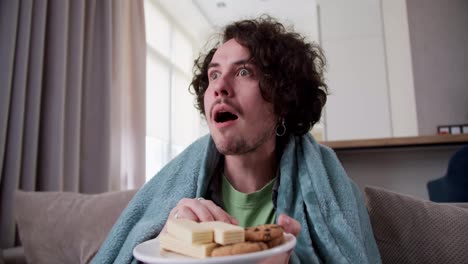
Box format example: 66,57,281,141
238,68,251,77
210,71,220,80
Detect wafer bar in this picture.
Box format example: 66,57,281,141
167,219,213,244
160,233,217,258
200,221,245,245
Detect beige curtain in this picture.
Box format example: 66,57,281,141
0,0,146,249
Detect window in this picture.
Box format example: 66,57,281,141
144,0,208,181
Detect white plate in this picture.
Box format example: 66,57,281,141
133,233,296,264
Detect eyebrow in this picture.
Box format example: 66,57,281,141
207,59,251,70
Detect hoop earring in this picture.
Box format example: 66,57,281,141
276,118,286,137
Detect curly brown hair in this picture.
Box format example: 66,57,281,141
190,16,327,136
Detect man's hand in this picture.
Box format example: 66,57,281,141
259,214,302,264
162,198,238,233
277,214,301,237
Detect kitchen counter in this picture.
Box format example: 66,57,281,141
318,134,468,200
320,134,468,150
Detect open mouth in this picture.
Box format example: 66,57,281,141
214,111,238,123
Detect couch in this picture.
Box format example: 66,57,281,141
2,186,468,264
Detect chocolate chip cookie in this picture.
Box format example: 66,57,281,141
266,235,285,248
244,224,284,242
211,242,268,257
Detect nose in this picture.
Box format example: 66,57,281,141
213,75,234,98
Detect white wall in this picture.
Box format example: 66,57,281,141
319,0,392,140
381,0,418,137
319,0,428,140
155,0,211,46
407,0,468,135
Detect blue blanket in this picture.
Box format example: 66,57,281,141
92,134,381,263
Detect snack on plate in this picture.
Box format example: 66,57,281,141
211,241,268,257
159,220,286,258
200,221,245,245
266,235,285,249
167,219,213,244
245,224,284,242
159,233,217,258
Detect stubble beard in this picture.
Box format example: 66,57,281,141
214,128,275,156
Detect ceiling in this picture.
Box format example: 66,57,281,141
193,0,319,40
156,0,319,44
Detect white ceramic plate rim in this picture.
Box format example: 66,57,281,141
133,233,297,264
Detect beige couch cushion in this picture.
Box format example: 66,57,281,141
14,189,137,264
365,186,468,264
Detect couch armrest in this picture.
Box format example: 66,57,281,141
2,247,26,264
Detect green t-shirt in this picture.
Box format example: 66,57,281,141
221,175,277,227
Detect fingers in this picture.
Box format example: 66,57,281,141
171,198,238,225
171,206,199,221
162,206,198,233
178,198,215,222
200,199,239,225
277,214,301,237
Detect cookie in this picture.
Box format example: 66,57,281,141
244,224,284,242
211,242,268,257
266,234,285,248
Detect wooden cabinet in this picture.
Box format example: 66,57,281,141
318,0,418,140
319,0,392,140
318,0,468,140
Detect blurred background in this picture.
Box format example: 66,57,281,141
144,0,468,180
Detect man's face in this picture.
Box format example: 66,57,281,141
204,39,277,155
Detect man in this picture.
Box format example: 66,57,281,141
93,16,381,264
